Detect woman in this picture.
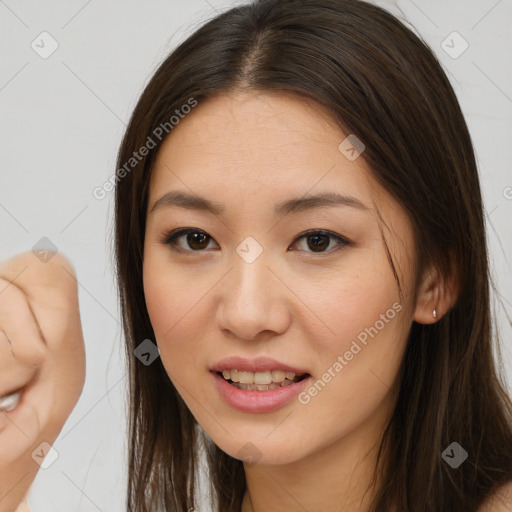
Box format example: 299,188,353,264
113,0,512,510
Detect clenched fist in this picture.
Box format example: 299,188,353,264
0,252,86,512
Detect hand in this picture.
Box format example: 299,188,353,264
0,252,86,512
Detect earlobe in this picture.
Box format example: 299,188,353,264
413,262,457,325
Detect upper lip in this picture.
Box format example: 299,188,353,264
210,356,310,375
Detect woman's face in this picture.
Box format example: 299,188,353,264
143,91,419,466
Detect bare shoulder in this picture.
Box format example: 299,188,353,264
478,481,512,512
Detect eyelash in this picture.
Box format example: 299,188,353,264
159,228,352,255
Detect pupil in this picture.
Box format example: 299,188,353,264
308,234,328,252
188,233,208,250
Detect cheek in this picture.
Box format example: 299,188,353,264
142,255,210,378
143,245,188,333
296,251,405,355
293,256,410,418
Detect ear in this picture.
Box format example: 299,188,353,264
413,260,458,325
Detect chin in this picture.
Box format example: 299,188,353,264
202,428,309,467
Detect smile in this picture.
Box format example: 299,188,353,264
218,369,308,390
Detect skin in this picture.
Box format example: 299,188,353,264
0,252,85,512
142,90,456,512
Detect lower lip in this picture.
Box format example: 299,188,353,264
211,371,311,413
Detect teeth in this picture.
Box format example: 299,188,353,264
219,369,308,389
254,372,272,385
0,391,21,412
233,380,294,390
238,371,255,385
220,369,305,384
272,370,286,382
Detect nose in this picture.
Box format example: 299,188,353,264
215,255,291,341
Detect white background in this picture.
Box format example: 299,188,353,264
0,0,511,510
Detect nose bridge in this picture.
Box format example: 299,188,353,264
230,244,273,315
231,233,271,301
217,241,289,340
232,249,269,305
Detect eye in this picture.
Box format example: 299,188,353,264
160,228,352,254
160,228,218,252
291,229,352,253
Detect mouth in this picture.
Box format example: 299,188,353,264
216,369,310,391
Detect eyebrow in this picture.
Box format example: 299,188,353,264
149,190,370,216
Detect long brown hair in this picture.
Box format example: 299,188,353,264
113,0,512,510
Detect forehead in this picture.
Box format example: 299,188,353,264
149,91,376,205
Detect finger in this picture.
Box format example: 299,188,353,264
0,278,47,380
0,279,46,442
